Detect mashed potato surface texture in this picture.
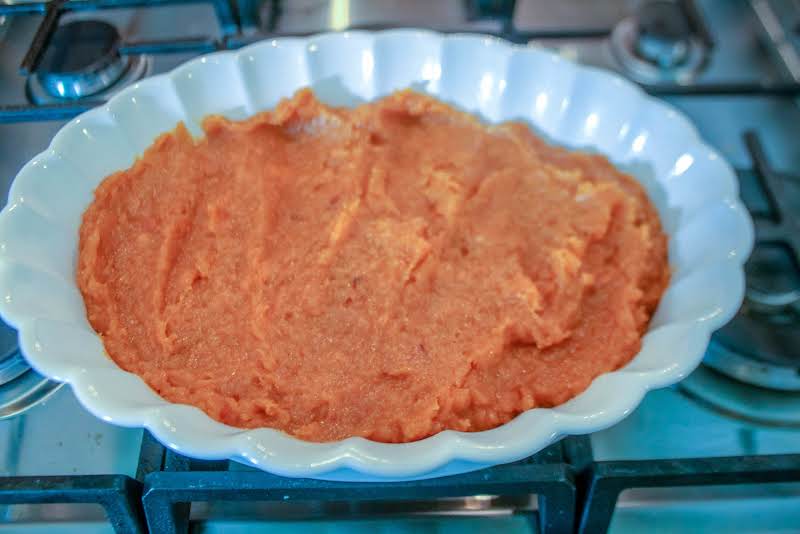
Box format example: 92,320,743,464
78,89,670,442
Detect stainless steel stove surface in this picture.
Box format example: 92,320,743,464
1,1,799,533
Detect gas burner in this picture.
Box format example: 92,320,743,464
746,243,800,311
680,365,800,427
610,1,707,83
705,132,800,391
0,320,28,386
0,321,63,418
0,368,63,419
26,20,150,104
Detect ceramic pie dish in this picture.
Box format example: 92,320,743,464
0,29,753,481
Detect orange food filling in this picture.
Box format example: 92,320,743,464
78,89,670,443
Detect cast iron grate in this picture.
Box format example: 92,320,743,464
575,451,800,534
0,432,167,534
0,475,145,533
744,131,800,268
139,431,578,534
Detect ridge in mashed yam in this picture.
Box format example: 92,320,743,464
77,89,670,443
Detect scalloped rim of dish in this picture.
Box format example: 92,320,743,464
0,29,754,480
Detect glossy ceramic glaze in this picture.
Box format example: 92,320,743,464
0,30,753,481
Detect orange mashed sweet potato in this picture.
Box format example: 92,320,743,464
77,89,670,443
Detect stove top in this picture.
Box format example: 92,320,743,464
0,1,799,533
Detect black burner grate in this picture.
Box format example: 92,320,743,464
132,430,800,534
15,0,238,77
140,432,577,534
745,131,800,269
577,453,800,534
0,475,144,533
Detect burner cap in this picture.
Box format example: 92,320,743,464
35,20,129,99
635,1,691,68
610,1,707,83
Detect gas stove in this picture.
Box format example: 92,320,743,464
0,1,799,533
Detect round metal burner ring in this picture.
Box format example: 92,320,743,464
610,15,707,84
0,370,64,420
26,20,150,104
680,364,800,428
744,242,800,313
0,350,30,385
0,319,28,387
0,321,64,418
28,53,150,105
706,239,800,391
704,337,800,392
38,20,126,99
747,286,800,311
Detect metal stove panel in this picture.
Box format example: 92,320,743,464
591,388,800,461
514,0,635,33
0,388,142,477
264,0,503,34
609,483,800,534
